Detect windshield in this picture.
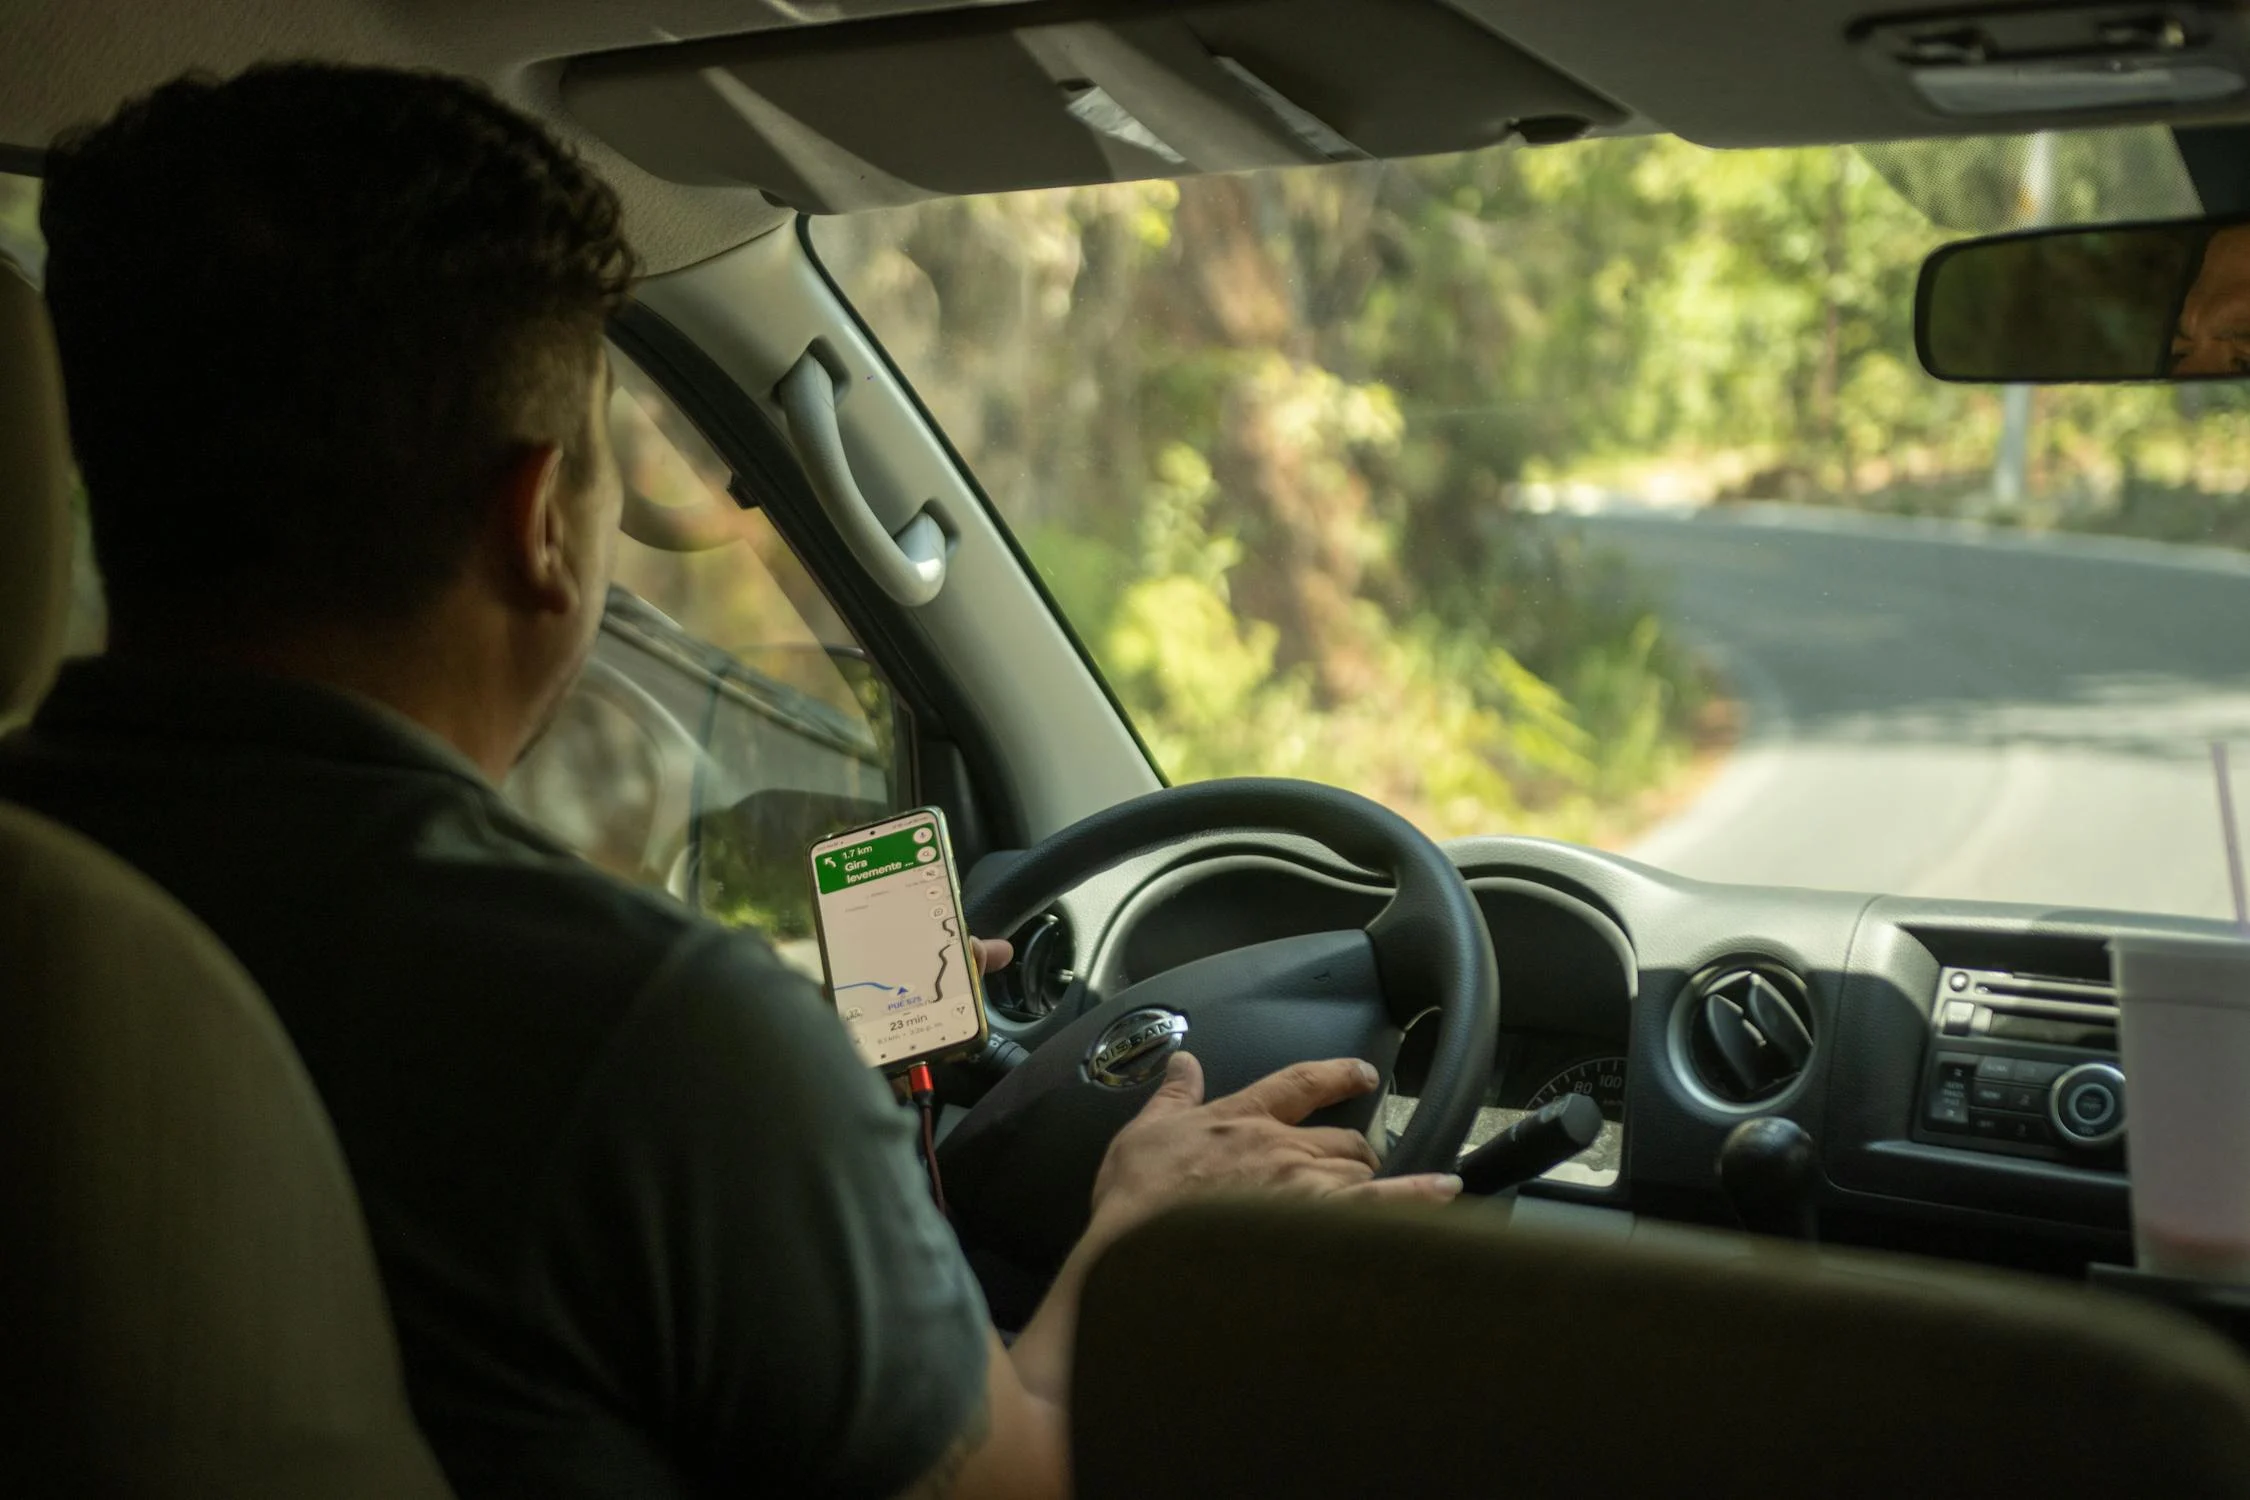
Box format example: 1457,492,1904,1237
816,130,2250,921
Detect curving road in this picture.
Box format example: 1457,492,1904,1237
1564,504,2250,920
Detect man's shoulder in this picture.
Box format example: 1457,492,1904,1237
0,693,818,1132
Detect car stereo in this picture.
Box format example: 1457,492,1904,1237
1911,966,2125,1166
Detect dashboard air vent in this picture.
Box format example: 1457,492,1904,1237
989,911,1076,1022
1683,961,1816,1105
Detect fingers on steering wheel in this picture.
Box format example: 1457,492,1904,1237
1339,1172,1465,1204
1215,1058,1381,1125
1290,1125,1382,1170
1284,1156,1378,1194
1136,1051,1206,1116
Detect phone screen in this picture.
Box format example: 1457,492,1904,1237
808,808,987,1072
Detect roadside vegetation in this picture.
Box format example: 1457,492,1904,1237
819,129,2250,841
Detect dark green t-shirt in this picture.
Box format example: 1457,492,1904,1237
0,658,990,1499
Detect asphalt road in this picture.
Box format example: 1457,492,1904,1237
1566,505,2250,920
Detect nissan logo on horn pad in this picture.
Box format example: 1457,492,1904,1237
1085,1007,1189,1088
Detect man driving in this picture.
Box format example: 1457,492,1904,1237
0,63,1459,1500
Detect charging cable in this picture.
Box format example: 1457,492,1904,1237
905,1062,948,1217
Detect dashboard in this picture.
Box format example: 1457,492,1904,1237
965,827,2238,1274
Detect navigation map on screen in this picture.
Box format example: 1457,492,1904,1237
810,810,984,1071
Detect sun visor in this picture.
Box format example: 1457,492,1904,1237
560,0,1626,212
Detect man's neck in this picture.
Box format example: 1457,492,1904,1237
107,611,532,783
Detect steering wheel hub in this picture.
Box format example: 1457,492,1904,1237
1086,1007,1191,1088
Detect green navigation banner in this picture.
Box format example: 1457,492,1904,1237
813,823,935,895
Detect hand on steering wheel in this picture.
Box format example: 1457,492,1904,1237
1082,1052,1463,1258
942,778,1500,1273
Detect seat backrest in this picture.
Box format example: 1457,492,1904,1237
1074,1198,2250,1500
0,252,453,1498
0,803,458,1500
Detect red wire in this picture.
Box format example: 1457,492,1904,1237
906,1062,947,1216
919,1100,948,1217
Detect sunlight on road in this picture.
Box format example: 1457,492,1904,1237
1584,508,2250,917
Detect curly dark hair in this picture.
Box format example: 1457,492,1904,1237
40,62,638,638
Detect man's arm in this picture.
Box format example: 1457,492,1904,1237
541,928,1002,1500
894,1330,1065,1500
897,1050,1463,1499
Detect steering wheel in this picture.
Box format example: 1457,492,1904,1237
939,778,1500,1273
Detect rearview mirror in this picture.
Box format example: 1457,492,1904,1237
1916,217,2250,382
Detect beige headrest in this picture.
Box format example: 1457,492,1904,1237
0,258,71,726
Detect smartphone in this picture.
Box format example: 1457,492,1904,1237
808,806,989,1074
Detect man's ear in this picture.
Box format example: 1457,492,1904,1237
496,443,577,615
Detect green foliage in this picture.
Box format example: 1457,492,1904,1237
696,820,815,942
0,171,42,277
812,149,1749,836
818,140,1806,836
821,127,2250,840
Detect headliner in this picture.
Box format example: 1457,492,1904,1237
9,0,2250,272
1,0,958,273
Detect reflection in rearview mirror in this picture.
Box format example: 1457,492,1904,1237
1916,217,2250,383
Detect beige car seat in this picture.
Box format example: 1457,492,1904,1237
1075,1198,2250,1500
0,256,455,1498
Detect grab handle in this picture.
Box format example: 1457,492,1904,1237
776,352,949,606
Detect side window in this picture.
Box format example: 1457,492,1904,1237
3,171,106,662
504,348,908,974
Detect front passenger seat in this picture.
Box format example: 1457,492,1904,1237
0,257,455,1498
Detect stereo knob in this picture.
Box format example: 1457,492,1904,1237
2048,1062,2126,1148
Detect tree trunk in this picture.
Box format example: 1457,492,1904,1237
1163,176,1383,702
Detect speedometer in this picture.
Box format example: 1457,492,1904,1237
1528,1056,1628,1121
